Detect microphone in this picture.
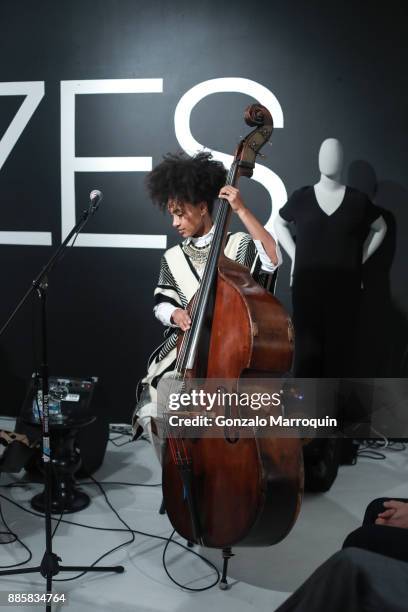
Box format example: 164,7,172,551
89,189,103,213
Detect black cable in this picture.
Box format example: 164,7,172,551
51,497,66,539
108,435,132,448
357,450,386,460
0,479,161,489
0,488,220,590
53,471,136,582
77,480,161,488
0,500,33,569
56,474,220,590
0,489,157,531
387,441,406,452
0,530,17,544
0,482,35,488
357,440,386,460
0,480,161,489
357,439,395,460
108,426,150,446
162,530,220,591
0,471,20,551
109,426,132,435
0,501,17,545
354,437,406,460
364,440,387,447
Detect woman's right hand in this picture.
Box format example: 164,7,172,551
171,308,191,331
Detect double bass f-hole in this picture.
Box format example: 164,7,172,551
217,385,240,444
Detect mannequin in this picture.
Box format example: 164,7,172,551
275,138,387,491
275,137,386,373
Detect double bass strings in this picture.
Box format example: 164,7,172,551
162,162,236,463
175,161,236,375
175,161,235,373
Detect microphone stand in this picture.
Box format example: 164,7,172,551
0,195,124,611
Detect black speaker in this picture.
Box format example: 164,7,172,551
76,416,109,476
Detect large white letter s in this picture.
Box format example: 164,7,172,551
174,78,286,229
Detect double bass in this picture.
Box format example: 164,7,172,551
160,104,303,585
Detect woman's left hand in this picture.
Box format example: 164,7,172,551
375,500,408,528
219,185,246,213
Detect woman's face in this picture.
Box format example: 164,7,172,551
167,200,209,238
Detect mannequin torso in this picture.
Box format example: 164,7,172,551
313,176,346,216
275,137,387,275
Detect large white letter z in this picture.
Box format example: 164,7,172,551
0,82,49,246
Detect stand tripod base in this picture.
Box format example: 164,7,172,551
31,489,90,514
0,556,125,577
0,551,125,577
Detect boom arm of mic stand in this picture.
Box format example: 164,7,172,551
0,207,93,338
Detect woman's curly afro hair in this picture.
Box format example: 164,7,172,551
146,151,227,215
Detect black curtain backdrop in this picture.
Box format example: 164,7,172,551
0,0,407,421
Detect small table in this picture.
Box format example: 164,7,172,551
21,376,98,514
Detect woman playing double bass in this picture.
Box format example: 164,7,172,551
133,106,302,584
132,150,282,455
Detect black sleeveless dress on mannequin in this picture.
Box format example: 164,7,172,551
279,185,381,490
280,185,381,376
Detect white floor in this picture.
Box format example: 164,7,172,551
0,417,407,612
